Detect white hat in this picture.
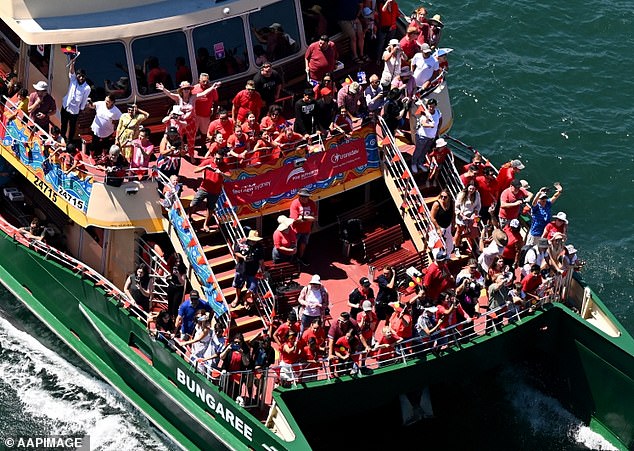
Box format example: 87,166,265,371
362,300,373,311
554,212,568,223
510,159,525,170
565,244,577,255
276,215,294,231
520,179,530,189
424,306,438,313
348,82,360,94
509,219,521,228
309,274,321,285
421,43,432,53
435,138,447,147
33,81,48,91
388,39,400,47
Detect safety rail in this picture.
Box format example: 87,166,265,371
214,190,277,326
377,115,444,255
187,289,565,411
435,146,464,201
157,171,231,330
135,236,170,307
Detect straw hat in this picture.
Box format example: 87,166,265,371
428,14,444,28
493,229,508,247
276,215,294,231
177,81,192,94
33,81,48,91
246,230,263,241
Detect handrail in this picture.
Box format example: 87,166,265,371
377,115,445,254
157,171,231,330
214,190,277,326
135,235,171,305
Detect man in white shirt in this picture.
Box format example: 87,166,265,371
364,74,385,119
411,98,442,174
61,58,91,142
411,43,440,89
87,94,122,157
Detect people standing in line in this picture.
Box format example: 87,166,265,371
86,94,121,157
28,81,57,132
289,188,317,265
60,58,91,142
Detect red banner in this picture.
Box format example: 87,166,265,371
224,138,368,205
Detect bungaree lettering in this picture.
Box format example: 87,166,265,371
176,367,252,441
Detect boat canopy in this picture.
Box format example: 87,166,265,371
1,0,280,44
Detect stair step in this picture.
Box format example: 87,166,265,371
207,254,235,273
215,269,235,288
202,243,228,257
232,315,264,336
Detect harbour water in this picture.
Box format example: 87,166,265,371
0,0,632,449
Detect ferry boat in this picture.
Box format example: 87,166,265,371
1,1,634,450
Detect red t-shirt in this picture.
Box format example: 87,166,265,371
241,121,260,140
379,1,400,28
375,335,397,361
260,115,286,135
496,165,520,192
198,157,225,194
305,41,337,81
399,36,419,59
290,198,317,234
280,341,302,364
232,90,263,123
273,228,297,254
521,272,542,294
543,222,566,240
423,262,453,301
356,310,378,342
389,312,413,340
475,175,499,208
207,118,235,142
192,84,218,117
302,328,326,349
499,187,528,220
502,225,523,260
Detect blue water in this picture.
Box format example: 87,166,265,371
1,0,633,449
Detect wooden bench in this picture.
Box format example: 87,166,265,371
337,200,380,257
263,260,300,287
362,224,406,263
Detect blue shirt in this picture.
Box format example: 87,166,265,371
178,298,212,336
529,199,552,237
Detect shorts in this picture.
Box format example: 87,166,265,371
190,188,220,212
232,272,258,292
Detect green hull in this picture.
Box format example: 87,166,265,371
1,231,633,450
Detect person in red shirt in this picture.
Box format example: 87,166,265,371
409,6,430,46
206,108,234,144
376,0,401,60
241,112,261,143
289,188,317,263
204,131,229,159
423,251,455,302
388,301,413,344
189,153,227,232
300,336,322,382
226,124,251,168
279,330,302,386
499,179,529,228
273,310,301,347
475,166,499,225
496,159,525,193
521,264,543,303
330,106,354,136
399,25,421,59
542,211,568,240
502,219,524,267
192,73,220,140
252,130,278,165
272,215,297,263
232,80,263,124
305,35,337,83
273,126,305,155
260,104,286,138
427,137,452,185
374,326,398,366
356,300,379,347
301,318,327,356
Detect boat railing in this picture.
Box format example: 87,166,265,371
185,289,565,411
214,190,277,326
436,152,464,201
377,115,443,254
0,214,151,322
134,236,171,307
157,171,231,330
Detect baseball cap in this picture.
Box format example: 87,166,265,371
362,300,373,311
359,277,371,287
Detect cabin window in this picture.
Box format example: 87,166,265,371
76,42,131,101
192,17,249,81
132,31,191,95
249,0,301,64
29,44,50,78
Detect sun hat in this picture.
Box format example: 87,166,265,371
33,81,48,91
510,159,525,170
348,82,360,94
435,48,454,57
520,179,530,189
388,38,400,46
298,188,311,197
537,238,549,248
428,14,444,28
421,43,432,53
310,4,322,14
435,138,447,147
550,232,565,241
400,66,412,77
362,300,373,311
362,7,373,18
554,212,568,223
493,229,508,247
177,81,192,93
276,215,294,231
247,230,263,241
509,219,521,229
309,274,322,285
565,244,577,255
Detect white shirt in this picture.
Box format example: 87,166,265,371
364,84,384,112
62,73,91,114
478,241,505,273
411,53,439,87
303,286,325,317
380,50,403,86
416,108,441,139
90,101,122,138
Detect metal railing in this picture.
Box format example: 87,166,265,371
377,115,443,253
214,190,277,326
134,236,171,306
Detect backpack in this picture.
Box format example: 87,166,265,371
518,245,534,266
341,218,363,242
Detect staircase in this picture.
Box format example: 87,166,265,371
377,117,444,258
